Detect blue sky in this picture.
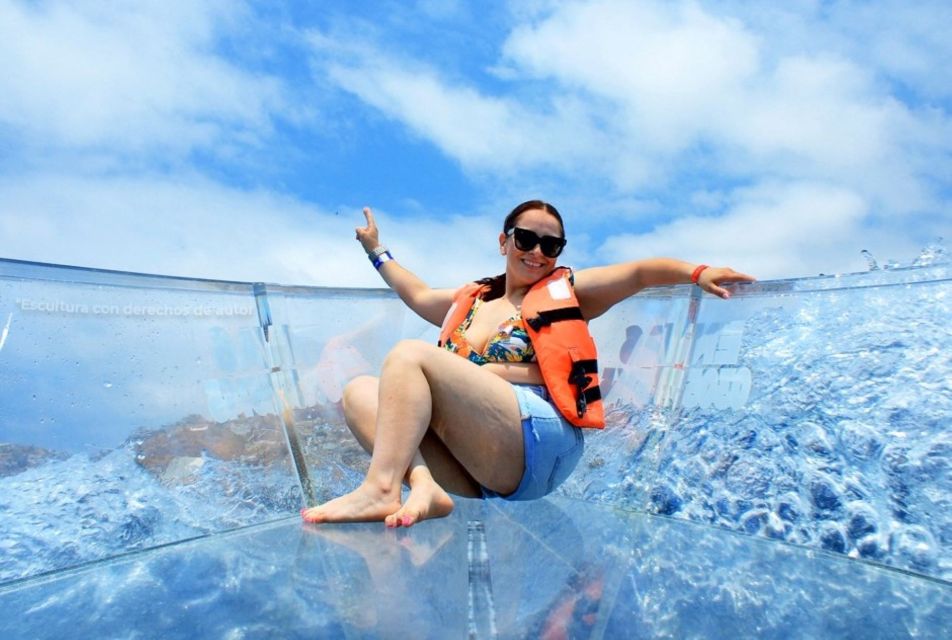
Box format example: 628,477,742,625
0,0,949,288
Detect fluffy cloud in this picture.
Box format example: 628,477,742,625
312,39,606,174
0,0,946,286
502,1,942,200
599,181,873,279
311,0,948,276
504,1,760,153
0,0,291,157
0,174,502,289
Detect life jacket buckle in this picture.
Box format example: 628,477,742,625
576,392,587,418
568,362,594,417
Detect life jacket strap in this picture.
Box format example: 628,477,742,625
526,306,585,331
577,386,602,417
568,359,600,418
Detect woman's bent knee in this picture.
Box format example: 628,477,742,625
342,375,377,418
383,339,434,367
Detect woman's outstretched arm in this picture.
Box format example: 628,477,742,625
356,207,456,326
574,258,756,320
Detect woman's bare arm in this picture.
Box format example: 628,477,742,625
574,258,756,320
356,207,455,326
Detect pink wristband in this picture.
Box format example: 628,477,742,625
690,264,709,284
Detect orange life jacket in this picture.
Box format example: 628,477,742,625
438,267,605,429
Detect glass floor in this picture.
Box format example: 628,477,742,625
1,495,948,639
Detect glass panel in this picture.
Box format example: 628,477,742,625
2,253,949,635
0,498,947,639
257,285,436,504
0,261,303,584
565,268,952,581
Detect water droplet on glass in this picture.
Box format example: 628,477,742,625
103,382,113,389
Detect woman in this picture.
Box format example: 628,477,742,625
301,200,754,527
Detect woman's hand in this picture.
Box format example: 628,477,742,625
697,267,756,299
355,207,381,253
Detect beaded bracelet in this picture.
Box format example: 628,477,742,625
690,264,709,285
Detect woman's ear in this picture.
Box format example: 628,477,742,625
498,232,507,255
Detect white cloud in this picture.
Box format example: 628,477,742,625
599,181,873,279
0,0,290,155
304,0,948,277
718,0,952,102
0,174,504,289
319,51,605,175
313,1,947,208
502,0,942,192
504,0,761,152
0,1,946,287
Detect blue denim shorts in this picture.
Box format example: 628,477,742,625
482,384,585,501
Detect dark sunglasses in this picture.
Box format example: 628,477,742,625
507,227,566,258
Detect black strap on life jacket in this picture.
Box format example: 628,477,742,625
526,306,585,331
569,359,601,418
577,386,602,418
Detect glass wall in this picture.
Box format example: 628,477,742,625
0,261,300,583
1,258,949,585
564,265,952,581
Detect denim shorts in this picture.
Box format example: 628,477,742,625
482,384,585,501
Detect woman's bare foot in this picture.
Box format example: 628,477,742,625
384,471,454,528
301,483,402,524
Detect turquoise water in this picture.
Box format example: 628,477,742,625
0,257,949,637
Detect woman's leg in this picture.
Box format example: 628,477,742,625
340,375,483,498
301,340,524,526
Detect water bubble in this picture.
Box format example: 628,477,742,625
649,484,682,515
776,494,804,523
880,443,910,476
846,502,878,540
765,512,787,539
809,477,842,513
741,508,768,535
819,522,846,553
838,420,883,461
856,533,887,560
891,526,937,571
726,457,775,499
103,382,113,389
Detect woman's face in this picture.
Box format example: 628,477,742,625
499,208,564,284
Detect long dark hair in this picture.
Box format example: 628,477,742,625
477,200,566,301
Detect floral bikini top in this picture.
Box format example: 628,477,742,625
442,297,536,365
